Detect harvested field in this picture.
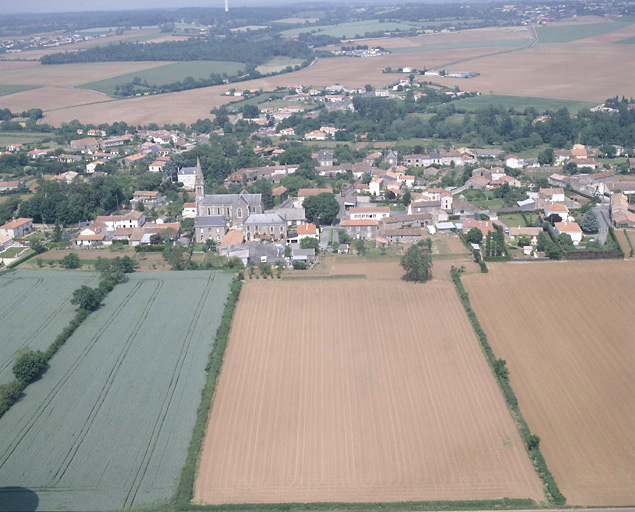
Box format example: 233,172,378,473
0,86,110,113
195,262,544,504
0,270,98,384
0,61,172,87
439,41,635,101
0,271,233,511
464,261,635,506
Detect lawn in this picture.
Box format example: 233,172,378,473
497,212,537,228
281,19,424,38
78,60,245,96
535,21,633,43
0,84,42,97
0,270,233,511
450,94,595,113
0,270,99,384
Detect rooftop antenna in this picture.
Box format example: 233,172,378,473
225,0,229,12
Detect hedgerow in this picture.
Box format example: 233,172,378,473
451,267,565,505
174,278,242,506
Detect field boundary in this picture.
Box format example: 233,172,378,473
176,498,537,511
282,273,366,280
451,267,565,505
174,277,242,507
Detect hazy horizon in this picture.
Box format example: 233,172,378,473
1,0,466,15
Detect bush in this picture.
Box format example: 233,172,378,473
0,381,24,416
60,252,81,269
13,349,47,384
70,285,100,311
292,260,307,270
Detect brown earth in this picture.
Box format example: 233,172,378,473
439,42,635,101
463,260,635,506
194,260,544,505
0,61,172,87
0,86,110,112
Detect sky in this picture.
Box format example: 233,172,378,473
2,0,322,14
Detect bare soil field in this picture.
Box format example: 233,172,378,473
0,86,110,112
0,61,172,87
194,261,544,505
463,261,635,506
440,42,635,101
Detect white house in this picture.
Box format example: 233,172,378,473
555,221,583,244
348,207,390,220
0,218,33,239
76,222,112,246
505,154,523,169
182,202,197,219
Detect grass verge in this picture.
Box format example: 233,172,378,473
177,498,537,511
451,267,565,505
624,229,634,257
174,277,242,507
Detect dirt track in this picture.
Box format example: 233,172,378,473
194,261,544,504
464,261,635,506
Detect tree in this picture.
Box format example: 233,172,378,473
558,232,575,250
70,285,100,311
545,241,563,260
401,242,433,282
339,230,351,245
303,193,340,225
536,231,549,251
354,238,366,255
284,244,292,258
580,210,599,233
242,104,260,119
300,237,319,251
60,253,81,269
149,233,163,245
538,147,554,166
402,189,412,207
13,349,47,384
135,201,145,212
205,239,217,252
52,222,63,243
466,227,483,244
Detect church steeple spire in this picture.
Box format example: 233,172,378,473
195,157,204,201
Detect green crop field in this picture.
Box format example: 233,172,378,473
389,38,531,53
0,270,99,384
0,270,232,511
616,35,635,43
256,56,306,74
450,94,595,113
535,21,633,43
281,19,424,38
0,84,42,97
78,60,245,96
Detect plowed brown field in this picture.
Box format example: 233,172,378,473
464,261,635,506
194,262,544,504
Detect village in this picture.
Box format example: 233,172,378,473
1,112,634,269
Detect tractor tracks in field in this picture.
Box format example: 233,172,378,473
51,278,165,486
0,280,144,473
0,276,99,381
122,272,217,509
0,278,43,323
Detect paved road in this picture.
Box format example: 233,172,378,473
594,199,611,244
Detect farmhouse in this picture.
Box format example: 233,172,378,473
0,180,25,192
348,206,390,220
70,137,100,152
131,190,166,208
242,213,286,241
340,219,379,240
509,227,542,244
461,219,496,237
96,211,145,230
76,222,111,246
377,227,423,244
194,216,226,243
27,149,48,159
0,218,33,239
